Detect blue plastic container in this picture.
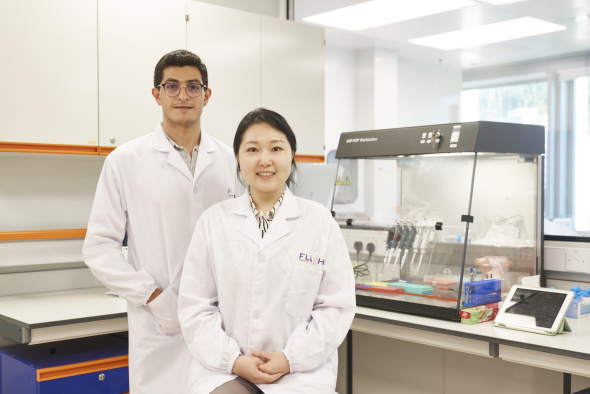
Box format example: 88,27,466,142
464,279,501,307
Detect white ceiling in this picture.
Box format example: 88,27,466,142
293,0,590,70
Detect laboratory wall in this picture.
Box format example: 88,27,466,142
0,155,104,232
323,47,463,153
325,47,357,154
397,57,462,128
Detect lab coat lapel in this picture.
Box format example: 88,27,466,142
233,194,262,246
193,131,215,185
259,188,300,252
153,125,193,182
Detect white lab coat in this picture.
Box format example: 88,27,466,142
83,124,238,394
178,188,356,394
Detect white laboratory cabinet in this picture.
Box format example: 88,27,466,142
98,0,186,148
261,16,325,156
0,0,98,146
187,2,325,152
1,0,325,155
187,1,262,146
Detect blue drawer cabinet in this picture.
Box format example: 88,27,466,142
0,335,128,394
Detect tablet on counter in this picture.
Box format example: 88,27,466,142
494,285,574,336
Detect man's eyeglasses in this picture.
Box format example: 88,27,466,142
157,83,207,98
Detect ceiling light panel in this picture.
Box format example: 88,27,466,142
302,0,477,31
409,17,566,50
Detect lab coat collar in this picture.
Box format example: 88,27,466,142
153,123,217,184
154,123,176,153
193,131,216,184
233,187,301,252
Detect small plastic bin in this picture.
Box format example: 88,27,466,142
423,275,459,298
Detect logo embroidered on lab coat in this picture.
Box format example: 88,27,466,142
298,253,325,265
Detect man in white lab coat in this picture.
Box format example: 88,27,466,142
83,50,238,393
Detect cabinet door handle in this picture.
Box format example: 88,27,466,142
99,373,106,381
110,137,116,144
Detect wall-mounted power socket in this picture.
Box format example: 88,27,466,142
341,228,387,259
566,249,590,273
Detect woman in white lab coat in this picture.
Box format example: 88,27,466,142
178,108,356,394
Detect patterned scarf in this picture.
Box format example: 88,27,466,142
250,192,284,238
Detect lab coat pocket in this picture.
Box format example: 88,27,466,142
285,264,323,319
148,287,181,335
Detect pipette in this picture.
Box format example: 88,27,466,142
380,226,396,279
384,222,402,267
409,225,424,275
383,225,396,264
393,222,409,269
400,224,417,270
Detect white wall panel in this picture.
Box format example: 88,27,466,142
0,154,104,231
325,47,356,154
397,57,462,128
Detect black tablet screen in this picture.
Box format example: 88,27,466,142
505,288,567,329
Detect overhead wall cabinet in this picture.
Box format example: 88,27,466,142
187,2,325,156
98,0,186,149
0,0,325,158
261,16,325,156
186,2,262,148
0,0,98,147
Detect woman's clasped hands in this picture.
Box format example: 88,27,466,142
232,350,290,384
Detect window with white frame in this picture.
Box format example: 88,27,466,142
462,66,590,237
